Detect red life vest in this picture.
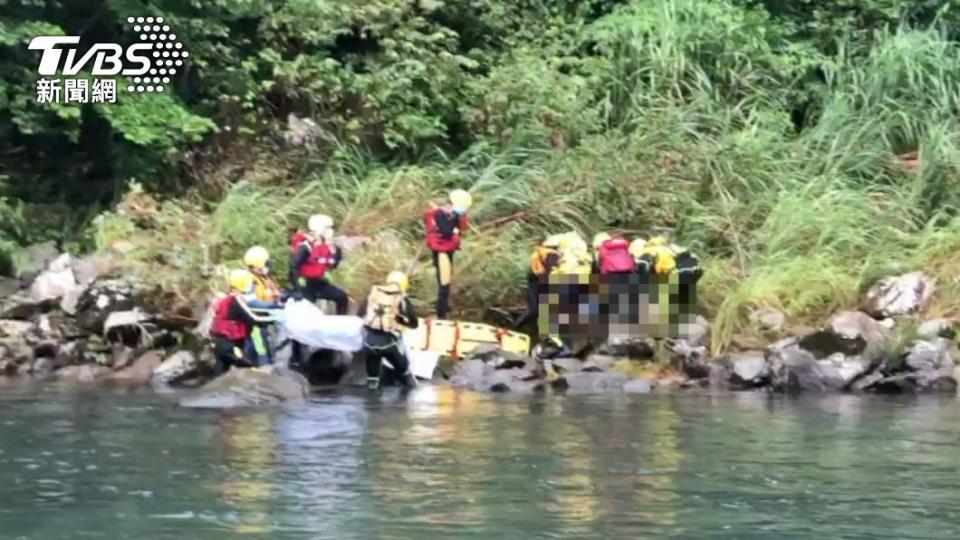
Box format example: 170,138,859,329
289,230,308,253
209,295,250,341
296,238,337,279
424,208,467,253
598,237,636,274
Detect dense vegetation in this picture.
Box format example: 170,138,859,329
3,0,960,352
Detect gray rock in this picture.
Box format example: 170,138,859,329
75,278,150,334
730,351,769,386
29,254,80,303
111,351,163,384
554,371,630,394
452,358,492,382
583,354,618,372
677,315,710,347
31,357,56,375
596,337,656,359
55,340,84,367
178,366,310,408
552,357,584,374
769,345,839,392
799,311,890,361
12,241,58,281
667,340,710,379
863,272,933,318
0,320,32,338
151,350,200,386
110,345,135,370
464,344,530,369
483,368,541,393
623,378,652,394
751,308,785,332
0,338,33,368
905,338,954,372
815,353,875,388
0,293,45,320
917,319,956,340
57,364,112,383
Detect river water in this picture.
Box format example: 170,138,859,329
0,384,958,539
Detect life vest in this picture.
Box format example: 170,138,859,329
597,237,636,274
289,230,308,253
640,245,676,275
363,284,404,335
554,248,592,275
529,245,557,277
295,237,337,279
252,274,280,303
424,207,467,253
209,295,250,341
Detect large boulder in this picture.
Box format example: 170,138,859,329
0,292,46,320
865,339,957,394
917,319,956,340
29,254,81,303
178,366,310,408
799,310,890,361
12,241,59,282
750,308,785,332
74,278,152,334
151,350,201,386
863,272,933,318
667,340,710,379
677,314,710,347
110,350,164,384
768,345,840,392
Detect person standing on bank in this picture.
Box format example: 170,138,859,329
289,213,348,315
423,189,472,319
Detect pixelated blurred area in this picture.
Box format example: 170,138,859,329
538,273,700,348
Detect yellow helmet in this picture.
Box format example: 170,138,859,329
386,271,410,293
592,232,612,250
559,232,587,253
308,214,334,235
228,268,254,293
629,238,647,257
542,234,563,248
648,235,667,247
449,189,473,211
243,246,270,269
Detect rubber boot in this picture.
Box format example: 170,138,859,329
366,377,381,391
401,370,419,389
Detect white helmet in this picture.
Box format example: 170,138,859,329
308,214,334,235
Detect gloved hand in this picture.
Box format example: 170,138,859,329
297,277,307,288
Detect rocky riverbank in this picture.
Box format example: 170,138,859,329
0,245,956,405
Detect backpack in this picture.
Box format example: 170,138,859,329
529,246,555,277
363,284,404,334
598,238,636,274
289,230,308,253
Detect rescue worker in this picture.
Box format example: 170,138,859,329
210,269,281,374
289,214,348,314
423,189,472,319
538,232,592,381
671,243,704,308
242,246,282,365
629,238,652,275
513,233,562,330
356,271,419,390
641,236,677,275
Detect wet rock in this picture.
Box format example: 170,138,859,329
596,337,655,359
180,366,310,408
667,340,710,379
57,364,112,383
730,351,770,386
0,359,18,376
111,351,163,384
465,344,531,369
799,310,890,361
31,357,56,375
677,315,710,347
552,357,584,374
751,308,785,332
12,241,58,281
0,293,46,320
582,354,618,372
75,278,149,334
54,340,84,367
0,338,33,367
730,334,766,351
452,358,493,381
917,319,956,340
816,353,875,388
863,272,933,318
151,350,200,386
862,339,960,393
769,345,838,392
29,254,80,303
554,371,630,394
623,378,652,394
484,368,541,393
110,345,135,370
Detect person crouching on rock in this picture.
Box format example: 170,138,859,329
423,189,472,319
289,213,348,314
242,245,282,366
356,271,419,391
210,269,283,374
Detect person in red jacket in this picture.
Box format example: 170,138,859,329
210,269,282,374
289,213,348,315
423,189,472,319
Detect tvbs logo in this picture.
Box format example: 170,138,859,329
29,16,189,104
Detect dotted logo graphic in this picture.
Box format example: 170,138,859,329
124,16,189,93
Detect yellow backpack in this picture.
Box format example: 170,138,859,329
556,248,592,275
652,246,676,274
529,246,555,276
363,284,404,334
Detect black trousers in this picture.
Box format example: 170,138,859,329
300,277,349,315
431,251,454,319
513,271,540,329
363,331,410,382
213,337,254,374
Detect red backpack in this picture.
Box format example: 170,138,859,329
598,237,636,274
289,230,308,253
423,208,467,253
